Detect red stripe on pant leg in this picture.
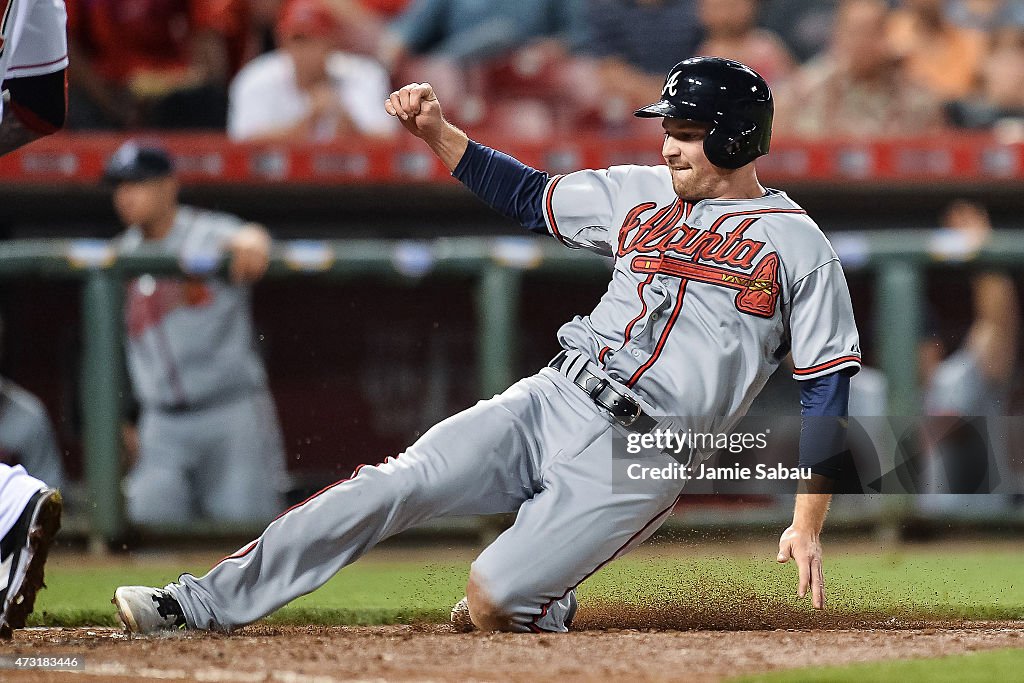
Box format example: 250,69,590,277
209,455,399,570
217,540,259,565
529,497,680,630
272,455,399,522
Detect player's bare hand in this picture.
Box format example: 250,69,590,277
229,224,271,284
777,525,825,609
385,83,444,139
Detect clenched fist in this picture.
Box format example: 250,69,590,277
384,82,468,172
385,82,446,141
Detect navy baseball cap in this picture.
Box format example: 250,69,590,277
103,142,174,184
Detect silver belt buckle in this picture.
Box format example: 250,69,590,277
618,400,643,427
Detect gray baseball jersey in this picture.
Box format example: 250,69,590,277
851,350,1010,417
924,349,1014,506
546,165,861,441
117,206,285,525
850,349,1015,505
926,348,1009,417
119,206,269,410
162,163,861,634
0,379,64,490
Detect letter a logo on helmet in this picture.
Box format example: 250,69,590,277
662,71,681,98
635,56,773,170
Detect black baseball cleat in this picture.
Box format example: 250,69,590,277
112,586,187,635
0,488,62,639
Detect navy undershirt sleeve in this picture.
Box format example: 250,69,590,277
798,372,850,479
452,139,549,234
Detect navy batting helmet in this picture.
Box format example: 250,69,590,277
634,57,773,170
103,141,174,185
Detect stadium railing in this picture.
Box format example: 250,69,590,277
1,231,1022,546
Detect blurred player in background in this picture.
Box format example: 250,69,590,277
0,0,68,640
104,142,288,526
0,313,65,490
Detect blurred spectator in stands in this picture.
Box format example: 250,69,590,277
228,0,396,143
66,0,248,130
760,0,838,61
947,27,1024,137
248,1,410,57
586,0,704,125
948,0,1024,31
887,0,988,102
774,0,944,139
377,0,589,133
0,314,65,491
321,0,409,54
696,0,797,86
249,0,289,56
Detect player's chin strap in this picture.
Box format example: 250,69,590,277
548,350,658,433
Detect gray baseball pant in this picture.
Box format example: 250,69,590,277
167,365,683,633
125,390,286,525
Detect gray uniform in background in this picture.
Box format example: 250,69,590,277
165,165,860,633
119,206,286,525
851,348,1016,510
0,378,64,490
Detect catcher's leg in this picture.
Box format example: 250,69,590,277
160,375,551,632
0,464,51,538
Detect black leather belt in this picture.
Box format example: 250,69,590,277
548,350,658,433
157,386,256,414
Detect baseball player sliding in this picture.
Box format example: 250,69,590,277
0,0,69,639
114,57,860,634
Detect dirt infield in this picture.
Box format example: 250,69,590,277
3,619,1023,682
6,542,1023,680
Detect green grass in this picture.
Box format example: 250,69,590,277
30,544,1024,628
32,555,472,627
731,648,1024,682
